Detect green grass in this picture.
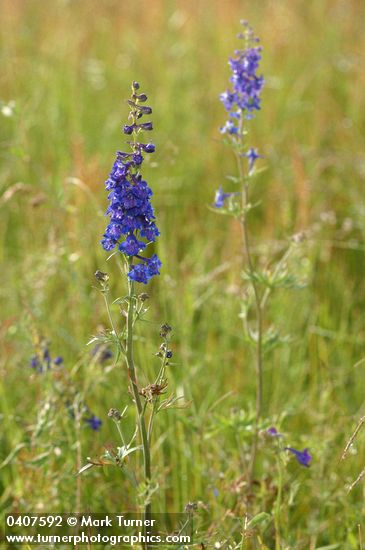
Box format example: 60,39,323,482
1,0,365,547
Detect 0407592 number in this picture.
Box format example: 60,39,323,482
6,515,63,527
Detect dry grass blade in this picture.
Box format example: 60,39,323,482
341,415,365,461
347,466,365,494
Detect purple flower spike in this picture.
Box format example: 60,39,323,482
101,83,162,284
215,24,264,205
285,447,312,467
220,22,264,122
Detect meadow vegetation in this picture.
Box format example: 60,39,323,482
1,1,365,547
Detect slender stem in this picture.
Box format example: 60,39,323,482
102,290,126,354
125,264,151,549
148,340,169,443
235,145,263,484
115,422,126,447
103,291,117,336
274,448,283,549
242,188,263,483
147,402,157,444
260,245,293,311
74,401,82,550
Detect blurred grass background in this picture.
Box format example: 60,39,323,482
1,0,365,546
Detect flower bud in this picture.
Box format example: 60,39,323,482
138,122,153,131
123,124,134,135
94,270,109,283
108,408,122,421
160,323,172,338
143,143,155,153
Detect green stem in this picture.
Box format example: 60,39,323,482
125,264,151,549
235,146,263,485
102,290,125,355
274,449,283,549
260,245,293,310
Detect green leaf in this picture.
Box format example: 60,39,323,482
117,445,142,460
225,175,241,183
76,463,95,476
247,512,271,528
315,545,342,550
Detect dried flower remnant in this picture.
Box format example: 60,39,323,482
140,382,168,403
159,323,172,338
108,408,123,422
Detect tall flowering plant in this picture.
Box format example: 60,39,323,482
85,83,179,546
213,22,304,484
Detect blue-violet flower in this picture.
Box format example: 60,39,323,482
85,414,102,431
285,447,312,467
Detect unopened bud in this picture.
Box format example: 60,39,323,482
95,270,109,284
160,323,172,338
108,408,122,422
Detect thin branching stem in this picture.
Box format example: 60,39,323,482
260,245,293,311
147,343,169,444
125,264,151,549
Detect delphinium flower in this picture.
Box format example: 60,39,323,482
285,447,312,467
213,186,236,208
66,400,102,431
266,426,282,438
101,81,161,284
85,414,103,431
220,21,264,128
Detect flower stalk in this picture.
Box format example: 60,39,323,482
236,151,264,483
125,271,152,537
99,82,162,549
